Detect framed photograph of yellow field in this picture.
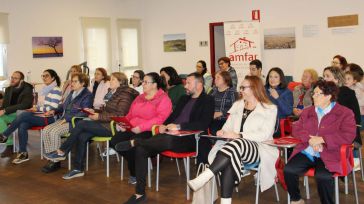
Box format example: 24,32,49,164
32,37,63,58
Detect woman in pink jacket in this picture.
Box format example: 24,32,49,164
284,80,356,204
110,72,172,184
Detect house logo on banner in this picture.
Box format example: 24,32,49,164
224,21,261,87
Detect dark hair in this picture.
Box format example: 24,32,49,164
313,80,339,102
218,57,231,67
216,71,233,88
197,60,207,75
72,73,89,87
44,69,61,86
14,71,25,80
187,72,204,85
333,55,348,69
95,67,110,81
134,70,145,85
160,66,182,86
265,67,287,89
249,59,262,69
346,63,364,82
145,72,164,90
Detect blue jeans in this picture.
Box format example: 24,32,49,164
59,120,112,171
3,112,55,152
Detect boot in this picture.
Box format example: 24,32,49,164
291,199,305,204
220,198,232,204
188,169,214,191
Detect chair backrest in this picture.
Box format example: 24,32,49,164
287,81,301,91
279,118,293,138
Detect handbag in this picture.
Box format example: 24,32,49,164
191,163,218,204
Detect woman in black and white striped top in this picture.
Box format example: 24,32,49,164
188,75,279,204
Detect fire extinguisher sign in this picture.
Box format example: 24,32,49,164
252,10,260,22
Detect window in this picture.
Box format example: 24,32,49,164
81,17,111,75
0,12,9,79
117,19,142,77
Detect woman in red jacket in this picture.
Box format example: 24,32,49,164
284,80,356,204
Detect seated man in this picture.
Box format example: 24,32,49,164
0,71,34,153
115,72,215,204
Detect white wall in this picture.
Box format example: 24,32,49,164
0,0,144,83
1,0,364,82
141,0,364,80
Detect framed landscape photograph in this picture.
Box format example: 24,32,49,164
32,36,63,58
163,33,186,52
264,27,296,49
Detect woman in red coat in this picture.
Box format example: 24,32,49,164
284,80,356,204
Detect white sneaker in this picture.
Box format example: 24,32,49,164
354,158,361,171
102,148,117,157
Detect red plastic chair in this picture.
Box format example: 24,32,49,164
156,151,196,200
287,81,302,91
303,144,359,204
279,118,293,138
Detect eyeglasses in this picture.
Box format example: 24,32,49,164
311,92,325,97
142,80,154,84
239,86,251,90
132,75,140,79
331,61,340,65
41,74,50,78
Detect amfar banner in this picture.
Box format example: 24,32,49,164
224,21,261,86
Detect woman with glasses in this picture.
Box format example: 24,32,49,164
265,67,293,136
131,70,144,94
62,65,82,102
188,76,278,204
284,80,356,204
110,72,172,185
0,69,62,164
331,55,348,71
218,57,238,89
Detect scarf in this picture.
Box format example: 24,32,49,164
40,80,57,96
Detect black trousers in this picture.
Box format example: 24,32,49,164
60,120,112,171
197,119,226,165
135,134,196,194
110,131,152,177
284,153,334,204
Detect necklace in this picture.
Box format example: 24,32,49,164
242,108,254,119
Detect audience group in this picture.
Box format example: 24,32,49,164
0,54,362,204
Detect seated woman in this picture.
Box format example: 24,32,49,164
331,54,348,71
293,69,318,116
44,72,139,179
284,80,356,204
198,70,238,164
160,66,185,110
61,65,82,102
89,67,110,110
323,66,362,147
110,72,172,185
188,76,279,204
0,69,62,164
196,60,213,93
130,70,144,94
265,67,293,136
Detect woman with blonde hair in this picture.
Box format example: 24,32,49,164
293,68,318,116
188,75,279,204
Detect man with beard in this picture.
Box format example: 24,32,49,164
115,72,214,204
0,71,34,153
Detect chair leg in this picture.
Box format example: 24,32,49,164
335,177,339,204
274,182,280,202
86,142,89,171
176,158,181,176
211,177,216,204
352,170,359,204
344,176,348,194
255,168,260,204
305,176,310,199
97,143,104,161
116,153,120,163
68,151,71,170
120,156,124,180
12,132,17,153
106,141,109,177
156,154,160,192
186,157,190,200
40,130,44,159
148,157,151,188
359,149,364,181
